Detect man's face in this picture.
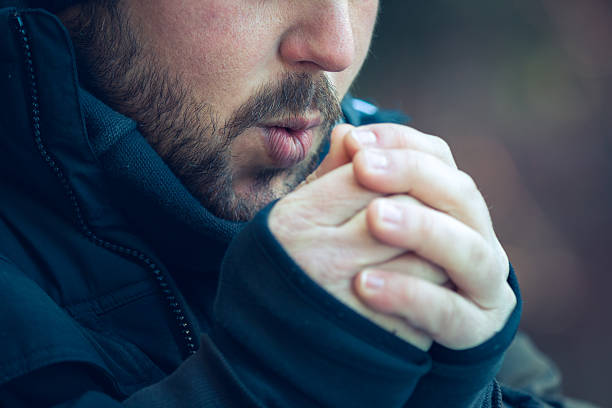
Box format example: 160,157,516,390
64,0,379,220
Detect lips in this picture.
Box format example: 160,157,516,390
261,117,321,168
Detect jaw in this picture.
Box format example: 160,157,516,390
229,127,326,212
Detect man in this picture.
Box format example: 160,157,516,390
0,0,584,407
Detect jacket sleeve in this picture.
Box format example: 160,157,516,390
0,203,431,408
0,206,538,408
207,202,433,407
405,266,523,408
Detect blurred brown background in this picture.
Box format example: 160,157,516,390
354,0,612,406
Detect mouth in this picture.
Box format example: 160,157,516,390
259,116,322,168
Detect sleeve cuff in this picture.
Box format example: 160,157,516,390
211,201,431,407
428,264,522,366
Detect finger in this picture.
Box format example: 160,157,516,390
335,196,457,282
272,163,380,227
280,124,379,227
335,194,459,272
307,124,354,181
354,148,493,238
366,197,508,308
369,253,449,286
336,196,423,268
344,123,457,169
354,270,510,349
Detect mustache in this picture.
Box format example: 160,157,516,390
224,72,343,138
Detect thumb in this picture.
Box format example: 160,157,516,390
307,124,354,183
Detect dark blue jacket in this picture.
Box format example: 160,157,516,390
0,5,557,408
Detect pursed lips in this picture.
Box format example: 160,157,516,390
259,116,322,168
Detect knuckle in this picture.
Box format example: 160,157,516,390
458,170,479,196
456,171,486,211
466,237,490,268
367,198,387,230
315,257,356,285
484,249,508,288
402,150,421,178
397,278,422,316
431,295,456,340
292,230,359,286
270,196,320,238
469,240,503,286
490,285,517,332
497,245,510,276
430,135,453,162
502,284,517,311
412,209,436,250
398,278,416,304
397,126,420,148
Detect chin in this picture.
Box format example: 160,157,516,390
205,139,321,222
224,169,299,220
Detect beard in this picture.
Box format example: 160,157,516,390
62,1,343,221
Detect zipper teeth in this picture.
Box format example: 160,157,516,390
12,11,196,357
492,379,503,408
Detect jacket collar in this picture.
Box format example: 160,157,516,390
1,8,241,275
0,0,80,13
0,7,385,275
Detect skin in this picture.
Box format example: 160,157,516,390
62,0,515,351
272,125,516,349
120,0,378,219
60,0,375,221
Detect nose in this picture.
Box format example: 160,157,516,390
279,3,356,73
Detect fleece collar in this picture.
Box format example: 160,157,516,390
0,7,396,275
0,0,82,13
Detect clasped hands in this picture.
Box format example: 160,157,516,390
269,123,516,351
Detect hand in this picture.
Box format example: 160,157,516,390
344,124,516,350
269,125,456,350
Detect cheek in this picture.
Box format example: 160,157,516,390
355,1,379,60
129,0,274,101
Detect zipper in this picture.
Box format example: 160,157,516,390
492,379,503,408
11,10,197,358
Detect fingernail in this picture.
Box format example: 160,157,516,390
363,149,388,171
379,200,403,225
361,271,385,294
351,129,377,146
